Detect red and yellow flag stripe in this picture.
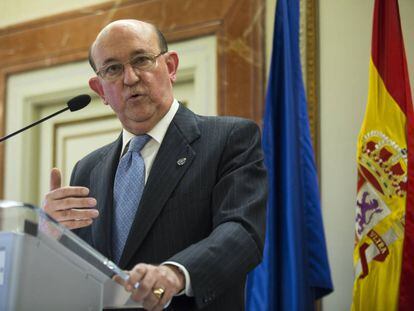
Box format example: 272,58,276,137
353,1,414,310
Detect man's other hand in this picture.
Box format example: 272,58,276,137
118,263,185,311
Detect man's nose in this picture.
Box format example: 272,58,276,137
123,64,140,85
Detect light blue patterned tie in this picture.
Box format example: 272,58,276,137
113,135,150,264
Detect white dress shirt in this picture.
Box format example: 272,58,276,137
120,99,193,297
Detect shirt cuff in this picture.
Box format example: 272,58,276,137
162,261,194,297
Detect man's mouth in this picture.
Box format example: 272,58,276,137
128,93,142,100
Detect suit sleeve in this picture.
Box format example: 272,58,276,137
168,119,268,308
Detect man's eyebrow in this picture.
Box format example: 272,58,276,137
130,49,157,57
101,58,120,67
100,50,152,67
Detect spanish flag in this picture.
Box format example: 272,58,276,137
353,0,414,310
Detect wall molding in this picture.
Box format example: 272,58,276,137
304,0,320,166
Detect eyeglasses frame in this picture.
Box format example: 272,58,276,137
95,50,168,81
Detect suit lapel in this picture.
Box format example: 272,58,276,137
90,135,122,259
120,106,200,267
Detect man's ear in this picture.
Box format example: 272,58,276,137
89,77,107,105
165,51,179,83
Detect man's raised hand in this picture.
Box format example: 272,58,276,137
42,168,98,229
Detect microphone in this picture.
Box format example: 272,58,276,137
0,94,91,142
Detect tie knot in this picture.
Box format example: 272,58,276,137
128,134,151,153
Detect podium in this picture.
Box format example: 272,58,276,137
0,200,133,311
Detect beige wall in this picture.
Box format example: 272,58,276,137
319,1,371,309
2,0,414,310
0,0,108,28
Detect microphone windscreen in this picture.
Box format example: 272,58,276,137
67,94,91,112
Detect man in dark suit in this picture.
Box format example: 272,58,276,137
43,19,267,311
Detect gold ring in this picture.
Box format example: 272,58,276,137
152,287,165,300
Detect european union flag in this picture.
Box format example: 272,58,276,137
246,0,333,310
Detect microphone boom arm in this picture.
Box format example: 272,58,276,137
0,94,91,143
0,107,69,143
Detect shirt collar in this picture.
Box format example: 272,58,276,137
121,99,180,152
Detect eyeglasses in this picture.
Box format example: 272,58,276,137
95,51,167,81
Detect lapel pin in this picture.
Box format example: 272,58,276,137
177,157,187,166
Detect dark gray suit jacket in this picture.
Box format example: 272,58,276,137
71,105,267,310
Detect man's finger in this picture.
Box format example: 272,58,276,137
152,284,172,310
52,208,99,222
60,219,93,230
50,168,62,191
113,274,127,286
131,267,158,302
47,187,90,201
